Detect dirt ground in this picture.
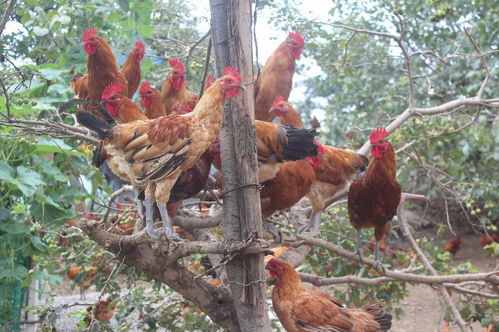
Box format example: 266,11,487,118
391,232,497,332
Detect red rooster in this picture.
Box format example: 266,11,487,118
120,41,145,98
254,32,305,121
140,81,166,119
443,237,462,256
260,144,325,218
266,258,392,331
348,128,401,264
71,29,128,121
77,67,244,239
161,59,197,114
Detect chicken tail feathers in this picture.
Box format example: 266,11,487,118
361,301,392,331
92,144,106,168
281,126,318,161
76,111,113,140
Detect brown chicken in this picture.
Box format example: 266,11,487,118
270,95,304,127
101,83,147,123
140,81,166,119
254,32,305,122
161,59,198,114
66,265,111,298
443,237,462,256
72,29,128,120
348,128,401,263
260,144,324,218
266,258,392,332
120,41,145,98
76,67,244,239
273,98,367,213
84,296,116,325
208,122,318,183
479,234,499,246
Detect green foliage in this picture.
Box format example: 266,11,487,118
0,0,497,330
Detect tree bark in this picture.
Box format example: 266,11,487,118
79,219,240,331
210,0,272,331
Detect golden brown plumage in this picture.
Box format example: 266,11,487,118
76,29,128,121
77,67,244,238
140,81,166,119
266,258,392,332
161,59,198,115
348,128,401,262
254,32,304,122
120,41,145,98
260,145,324,218
271,96,304,128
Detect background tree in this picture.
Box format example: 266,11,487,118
0,0,497,331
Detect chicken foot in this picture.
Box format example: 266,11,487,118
144,198,159,237
157,202,183,241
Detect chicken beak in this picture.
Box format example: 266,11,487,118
237,83,246,90
269,107,276,113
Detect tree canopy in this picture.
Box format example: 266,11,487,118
0,0,497,331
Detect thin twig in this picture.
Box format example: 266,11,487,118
0,0,17,38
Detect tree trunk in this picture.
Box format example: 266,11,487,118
209,0,272,331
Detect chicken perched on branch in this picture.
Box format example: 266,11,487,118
101,83,147,124
161,59,198,114
273,99,368,213
120,41,145,98
266,258,392,332
254,32,305,122
76,67,244,239
83,296,116,325
71,29,128,120
348,128,401,264
260,144,325,218
209,122,319,183
140,81,166,119
270,96,304,127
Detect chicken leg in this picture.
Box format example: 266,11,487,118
157,202,183,241
144,198,158,237
374,241,385,272
354,229,363,260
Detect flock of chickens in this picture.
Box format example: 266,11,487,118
68,28,403,331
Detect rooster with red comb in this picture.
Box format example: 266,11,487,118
77,67,246,239
347,128,401,266
120,40,146,98
161,58,198,114
254,31,305,122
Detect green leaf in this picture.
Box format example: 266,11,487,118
0,219,29,234
31,236,48,251
15,166,45,196
33,137,83,156
33,27,49,37
0,265,29,280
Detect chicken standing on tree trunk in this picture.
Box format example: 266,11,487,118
348,128,401,265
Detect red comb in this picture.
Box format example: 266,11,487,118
102,83,124,100
369,128,388,143
223,67,242,84
139,81,151,95
82,28,97,42
168,59,185,73
135,41,145,52
272,96,284,108
288,32,305,46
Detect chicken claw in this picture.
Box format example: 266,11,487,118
157,203,184,241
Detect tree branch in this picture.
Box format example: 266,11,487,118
0,0,17,38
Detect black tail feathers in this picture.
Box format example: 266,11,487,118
282,126,318,161
362,301,392,331
76,110,113,140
